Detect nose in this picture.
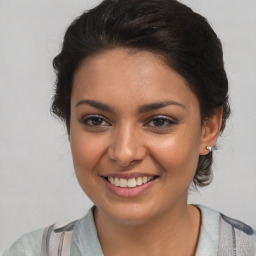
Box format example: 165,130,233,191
107,125,147,167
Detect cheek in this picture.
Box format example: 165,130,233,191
148,132,200,178
69,131,106,200
70,128,105,177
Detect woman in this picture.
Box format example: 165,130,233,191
4,0,256,255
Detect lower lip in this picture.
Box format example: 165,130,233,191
103,178,157,198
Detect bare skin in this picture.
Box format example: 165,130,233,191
95,201,201,256
69,48,222,256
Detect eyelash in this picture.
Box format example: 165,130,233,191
145,115,177,129
80,115,177,130
80,115,110,127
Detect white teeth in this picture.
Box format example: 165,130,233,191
136,177,142,186
128,178,136,188
108,176,156,188
147,176,153,182
114,177,120,186
120,178,128,188
142,176,148,184
109,177,115,185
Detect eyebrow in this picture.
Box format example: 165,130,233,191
75,99,185,113
76,99,115,113
138,101,185,113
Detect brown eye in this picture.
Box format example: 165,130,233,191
152,118,166,126
146,116,176,128
81,115,110,127
89,117,104,126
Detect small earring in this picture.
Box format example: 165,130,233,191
206,146,212,152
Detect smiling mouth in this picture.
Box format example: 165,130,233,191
103,176,159,188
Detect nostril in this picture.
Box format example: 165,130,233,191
107,133,147,165
107,146,147,167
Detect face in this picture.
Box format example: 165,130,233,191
70,48,207,225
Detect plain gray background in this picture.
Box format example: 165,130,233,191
1,0,256,253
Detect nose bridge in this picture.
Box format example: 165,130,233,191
108,122,145,166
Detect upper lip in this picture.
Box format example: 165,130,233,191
101,173,159,179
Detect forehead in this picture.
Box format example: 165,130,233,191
74,48,169,86
71,48,198,112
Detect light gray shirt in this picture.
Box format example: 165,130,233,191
3,205,256,256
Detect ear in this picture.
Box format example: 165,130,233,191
199,107,223,155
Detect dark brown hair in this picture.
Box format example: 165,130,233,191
51,0,230,187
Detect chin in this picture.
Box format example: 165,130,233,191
98,201,158,226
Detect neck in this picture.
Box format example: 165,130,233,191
94,202,201,256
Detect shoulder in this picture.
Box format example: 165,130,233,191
3,228,44,256
2,208,95,256
196,205,256,255
3,219,78,256
218,213,256,255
